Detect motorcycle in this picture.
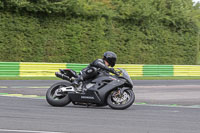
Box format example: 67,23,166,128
46,68,135,110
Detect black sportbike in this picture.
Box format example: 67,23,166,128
46,68,135,110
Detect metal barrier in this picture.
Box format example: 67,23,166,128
20,62,67,77
0,62,20,77
0,62,200,77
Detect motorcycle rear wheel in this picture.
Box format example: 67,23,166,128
107,89,135,110
46,82,71,107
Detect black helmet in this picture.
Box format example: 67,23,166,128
103,51,117,67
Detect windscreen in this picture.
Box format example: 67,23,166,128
118,68,133,87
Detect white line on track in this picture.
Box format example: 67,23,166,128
0,129,66,133
135,103,200,109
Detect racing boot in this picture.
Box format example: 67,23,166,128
72,75,83,88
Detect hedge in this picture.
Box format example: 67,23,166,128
0,0,199,64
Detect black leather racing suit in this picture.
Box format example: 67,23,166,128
77,59,117,81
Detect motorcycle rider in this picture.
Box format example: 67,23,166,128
72,51,119,88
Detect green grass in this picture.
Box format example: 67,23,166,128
0,76,200,80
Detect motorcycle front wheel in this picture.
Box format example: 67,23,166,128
107,89,135,110
46,82,71,107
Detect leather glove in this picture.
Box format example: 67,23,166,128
109,68,115,73
109,68,119,76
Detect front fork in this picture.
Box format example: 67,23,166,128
112,87,132,97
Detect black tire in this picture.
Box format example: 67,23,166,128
107,89,135,110
46,82,71,107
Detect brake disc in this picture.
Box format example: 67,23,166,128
112,92,129,103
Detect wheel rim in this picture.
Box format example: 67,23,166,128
111,90,131,105
51,85,67,100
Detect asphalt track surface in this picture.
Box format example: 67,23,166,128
0,80,200,133
1,80,200,105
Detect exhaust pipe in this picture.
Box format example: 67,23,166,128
55,72,71,81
